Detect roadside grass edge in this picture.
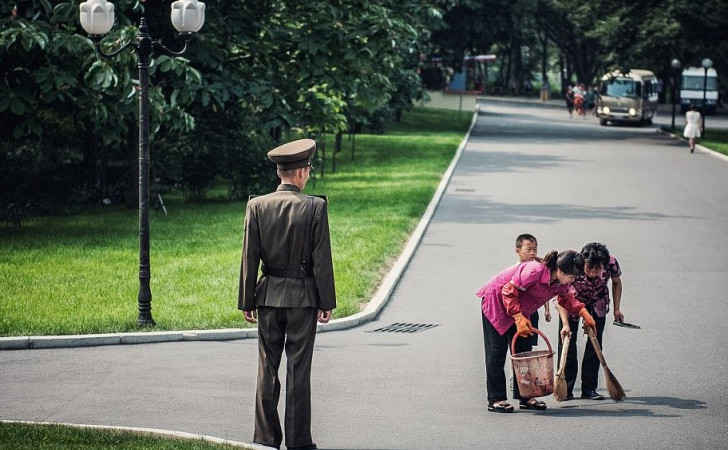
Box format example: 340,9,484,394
0,108,479,350
0,420,263,449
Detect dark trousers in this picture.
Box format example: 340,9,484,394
481,314,533,403
557,308,606,395
529,311,540,347
255,307,318,449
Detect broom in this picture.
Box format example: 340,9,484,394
553,333,570,401
586,326,626,401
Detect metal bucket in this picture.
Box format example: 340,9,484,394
511,328,554,398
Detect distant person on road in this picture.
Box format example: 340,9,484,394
555,242,623,401
240,139,336,450
573,83,586,117
683,105,702,153
565,85,575,118
476,250,595,413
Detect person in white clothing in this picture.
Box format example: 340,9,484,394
683,106,702,153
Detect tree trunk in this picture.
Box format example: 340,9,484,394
509,14,523,95
351,131,356,161
541,32,548,85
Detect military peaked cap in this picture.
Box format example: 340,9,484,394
268,139,316,170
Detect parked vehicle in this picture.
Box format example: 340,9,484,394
680,66,718,114
596,69,659,126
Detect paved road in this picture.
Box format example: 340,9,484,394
2,103,728,449
478,94,728,129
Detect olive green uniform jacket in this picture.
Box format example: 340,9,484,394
238,184,336,311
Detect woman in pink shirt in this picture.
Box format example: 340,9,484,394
476,250,596,413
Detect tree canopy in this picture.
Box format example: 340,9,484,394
1,0,441,223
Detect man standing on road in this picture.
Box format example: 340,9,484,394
239,138,336,450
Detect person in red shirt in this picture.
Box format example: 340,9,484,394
476,250,596,413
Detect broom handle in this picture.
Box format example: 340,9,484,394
557,334,570,377
586,326,609,369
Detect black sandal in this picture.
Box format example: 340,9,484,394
488,400,514,413
519,398,547,410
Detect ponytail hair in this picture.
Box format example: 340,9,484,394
543,249,584,276
542,250,559,271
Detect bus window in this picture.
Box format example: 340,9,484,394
602,78,640,97
682,76,718,90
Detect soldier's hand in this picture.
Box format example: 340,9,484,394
243,310,257,323
318,310,331,323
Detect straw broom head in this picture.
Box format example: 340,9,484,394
586,326,626,401
604,365,626,401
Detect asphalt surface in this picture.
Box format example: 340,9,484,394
3,102,728,449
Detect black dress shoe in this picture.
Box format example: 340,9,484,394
288,444,317,450
581,390,605,400
564,393,574,401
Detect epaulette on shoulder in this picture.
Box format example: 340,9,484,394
308,194,328,203
248,194,260,202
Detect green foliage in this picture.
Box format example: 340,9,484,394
431,0,728,97
1,0,443,222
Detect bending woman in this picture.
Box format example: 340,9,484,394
475,250,596,413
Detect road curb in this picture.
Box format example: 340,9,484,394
0,420,269,449
1,109,479,351
655,128,728,163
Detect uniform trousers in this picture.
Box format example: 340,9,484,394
557,305,607,395
481,313,533,403
255,307,318,449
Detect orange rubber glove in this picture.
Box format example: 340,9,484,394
579,308,596,329
513,313,534,337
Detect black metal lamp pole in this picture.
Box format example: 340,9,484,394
702,66,708,136
136,18,154,326
700,58,712,137
85,7,193,326
671,59,681,130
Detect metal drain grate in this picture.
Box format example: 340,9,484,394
368,322,438,333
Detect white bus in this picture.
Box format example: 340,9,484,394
680,67,718,114
596,69,659,126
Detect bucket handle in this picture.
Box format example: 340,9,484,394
511,327,553,356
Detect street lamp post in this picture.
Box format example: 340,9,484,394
79,0,205,326
671,58,681,130
701,58,713,136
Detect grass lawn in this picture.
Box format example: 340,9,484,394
0,107,471,336
663,126,728,156
0,422,241,449
700,128,728,156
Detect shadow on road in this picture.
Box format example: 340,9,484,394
436,196,696,225
541,407,680,418
620,396,707,410
455,150,579,174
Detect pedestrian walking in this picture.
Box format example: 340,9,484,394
555,242,623,401
476,250,596,413
683,106,702,153
565,85,575,118
239,138,336,450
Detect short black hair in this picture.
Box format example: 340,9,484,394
581,242,610,270
515,234,538,248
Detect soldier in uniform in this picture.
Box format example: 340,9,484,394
239,138,336,450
